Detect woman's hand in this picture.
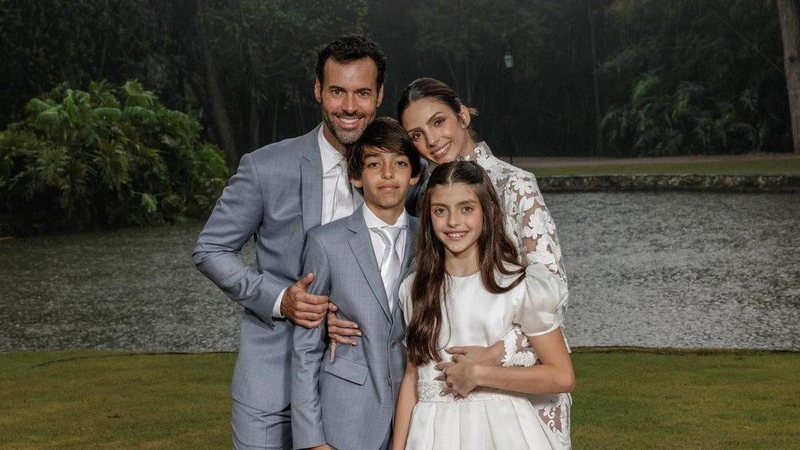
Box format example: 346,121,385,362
432,343,504,397
434,353,481,398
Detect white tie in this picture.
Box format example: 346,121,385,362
329,159,352,223
373,226,404,312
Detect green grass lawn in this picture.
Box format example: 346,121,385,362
1,349,798,449
526,157,800,177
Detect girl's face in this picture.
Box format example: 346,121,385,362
400,98,474,164
429,182,483,262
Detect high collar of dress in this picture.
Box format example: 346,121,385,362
458,141,496,169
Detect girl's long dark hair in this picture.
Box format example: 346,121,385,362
406,161,525,365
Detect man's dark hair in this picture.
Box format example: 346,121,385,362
348,117,422,180
316,35,387,88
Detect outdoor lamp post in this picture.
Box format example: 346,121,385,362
504,50,514,69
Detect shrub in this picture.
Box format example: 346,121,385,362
0,80,229,234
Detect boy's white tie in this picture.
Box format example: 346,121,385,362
372,225,405,312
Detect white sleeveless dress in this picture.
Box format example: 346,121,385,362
399,264,568,449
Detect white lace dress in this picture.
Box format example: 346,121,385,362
399,265,567,450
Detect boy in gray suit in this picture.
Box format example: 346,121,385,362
292,117,422,450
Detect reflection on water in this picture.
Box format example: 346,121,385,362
0,192,798,352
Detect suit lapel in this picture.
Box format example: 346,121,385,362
348,208,393,322
301,124,324,233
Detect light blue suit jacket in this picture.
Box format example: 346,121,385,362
292,206,418,450
193,125,324,413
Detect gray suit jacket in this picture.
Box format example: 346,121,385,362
193,125,324,413
292,206,418,450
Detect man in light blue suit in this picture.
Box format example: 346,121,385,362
292,118,422,450
193,35,387,449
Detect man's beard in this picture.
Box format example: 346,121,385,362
321,111,371,146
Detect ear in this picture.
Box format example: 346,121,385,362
458,105,472,128
376,84,385,107
350,177,363,189
314,78,322,103
409,172,421,186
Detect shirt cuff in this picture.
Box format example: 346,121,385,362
272,288,287,319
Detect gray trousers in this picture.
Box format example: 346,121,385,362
231,400,292,450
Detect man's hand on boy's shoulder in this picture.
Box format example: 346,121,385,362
282,273,330,328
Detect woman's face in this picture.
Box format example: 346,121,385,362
400,98,474,164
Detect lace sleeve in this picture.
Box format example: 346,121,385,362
509,173,568,284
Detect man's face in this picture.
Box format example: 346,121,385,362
315,57,384,153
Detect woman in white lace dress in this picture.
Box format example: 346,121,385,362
397,78,572,448
392,161,574,450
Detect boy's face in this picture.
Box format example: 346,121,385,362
351,147,419,216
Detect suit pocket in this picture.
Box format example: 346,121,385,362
323,356,368,386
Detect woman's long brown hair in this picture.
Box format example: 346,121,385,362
406,161,525,366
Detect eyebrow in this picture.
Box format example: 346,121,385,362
327,85,373,93
431,199,478,208
426,111,446,125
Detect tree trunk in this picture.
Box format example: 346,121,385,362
197,1,238,167
248,94,261,150
778,0,800,153
588,0,603,155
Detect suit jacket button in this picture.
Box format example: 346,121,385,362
390,340,398,348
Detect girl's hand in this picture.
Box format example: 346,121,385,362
434,354,480,398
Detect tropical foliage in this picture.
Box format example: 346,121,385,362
599,0,787,156
0,81,228,234
0,0,795,162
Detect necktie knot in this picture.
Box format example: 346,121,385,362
383,225,402,245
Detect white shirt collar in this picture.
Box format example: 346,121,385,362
318,125,344,174
362,204,409,229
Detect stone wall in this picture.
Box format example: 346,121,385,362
538,174,800,193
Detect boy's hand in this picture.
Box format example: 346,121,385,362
327,309,361,346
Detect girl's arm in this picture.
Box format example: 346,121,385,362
392,359,419,450
443,327,574,397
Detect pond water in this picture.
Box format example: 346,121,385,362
0,192,798,352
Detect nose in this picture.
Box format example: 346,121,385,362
342,94,357,114
425,130,438,147
381,163,394,179
447,211,460,228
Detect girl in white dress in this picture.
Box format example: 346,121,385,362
392,161,574,450
397,77,572,447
